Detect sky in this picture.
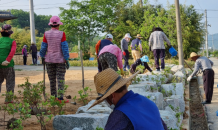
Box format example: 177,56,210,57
0,0,218,35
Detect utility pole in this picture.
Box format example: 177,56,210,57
175,0,184,66
29,0,36,43
205,9,208,57
140,0,143,7
78,37,85,94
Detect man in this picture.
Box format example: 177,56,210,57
40,16,70,103
149,27,171,71
187,52,214,104
121,33,132,71
29,42,38,65
98,44,124,76
0,24,17,104
95,34,114,72
131,34,143,62
89,68,166,130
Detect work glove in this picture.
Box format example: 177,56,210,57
66,60,70,70
42,58,45,65
120,68,125,76
1,60,10,66
187,76,192,82
123,51,126,56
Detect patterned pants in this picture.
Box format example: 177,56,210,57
153,49,165,69
46,63,66,98
98,52,118,71
0,67,15,101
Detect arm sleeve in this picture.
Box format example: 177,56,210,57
43,33,47,43
29,46,32,52
95,40,101,55
117,47,123,69
149,33,153,47
22,49,24,55
209,59,214,67
40,42,48,58
121,39,124,51
139,41,142,51
6,41,17,62
61,41,70,60
162,32,171,46
190,61,200,77
61,32,67,42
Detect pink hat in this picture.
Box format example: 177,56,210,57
48,16,63,26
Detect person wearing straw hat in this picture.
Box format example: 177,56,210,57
40,16,70,103
130,55,152,74
187,52,214,104
121,33,132,71
131,34,143,62
149,27,171,71
0,24,17,104
29,42,38,65
88,68,166,130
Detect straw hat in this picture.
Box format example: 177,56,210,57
88,68,139,109
135,34,143,38
188,52,200,60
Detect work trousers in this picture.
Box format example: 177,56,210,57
97,58,102,72
98,52,118,71
203,69,214,102
0,67,15,102
130,59,152,74
23,56,27,65
123,50,130,71
153,49,165,70
131,50,141,62
46,63,66,98
32,52,37,65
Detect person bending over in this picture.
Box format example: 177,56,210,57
130,55,152,74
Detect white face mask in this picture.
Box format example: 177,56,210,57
104,99,115,110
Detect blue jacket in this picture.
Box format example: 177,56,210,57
131,38,141,50
98,39,113,55
115,90,164,130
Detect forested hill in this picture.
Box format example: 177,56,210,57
1,9,51,37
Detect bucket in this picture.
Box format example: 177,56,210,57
169,47,178,57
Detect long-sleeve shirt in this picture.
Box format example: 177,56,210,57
29,45,37,53
131,38,142,51
149,31,171,50
6,41,16,62
22,48,27,56
121,39,129,51
98,44,123,69
190,56,213,77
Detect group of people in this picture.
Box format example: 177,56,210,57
21,42,39,65
0,15,215,130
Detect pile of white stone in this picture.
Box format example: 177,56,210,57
53,65,192,130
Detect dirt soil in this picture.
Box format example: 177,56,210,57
0,70,98,130
190,79,208,130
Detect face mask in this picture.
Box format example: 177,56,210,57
104,99,115,110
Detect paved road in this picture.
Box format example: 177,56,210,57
14,65,98,71
198,57,218,130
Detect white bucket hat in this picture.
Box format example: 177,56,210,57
106,34,113,39
124,33,132,39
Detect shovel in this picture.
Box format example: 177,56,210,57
43,61,47,101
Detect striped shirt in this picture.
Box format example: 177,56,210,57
98,44,123,69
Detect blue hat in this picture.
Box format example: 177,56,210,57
140,55,149,63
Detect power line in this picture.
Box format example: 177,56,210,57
0,0,20,5
196,0,203,10
0,3,69,7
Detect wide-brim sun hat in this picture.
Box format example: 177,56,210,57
88,68,139,109
135,34,143,38
48,16,63,26
188,52,201,61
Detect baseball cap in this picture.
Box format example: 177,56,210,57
1,24,13,34
124,33,132,38
106,34,113,39
48,16,63,26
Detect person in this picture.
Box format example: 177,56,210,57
0,24,17,104
98,44,124,76
149,27,171,71
130,55,152,74
131,34,143,62
29,42,38,65
22,45,28,65
40,16,70,103
187,52,214,104
121,33,132,71
95,34,114,72
88,68,167,130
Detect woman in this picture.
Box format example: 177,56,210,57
22,45,28,65
98,44,124,76
40,16,70,103
121,33,132,71
149,27,171,71
130,55,152,74
0,24,17,104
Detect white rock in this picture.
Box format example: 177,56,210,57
159,110,178,130
171,65,184,73
173,83,184,97
164,95,185,113
161,84,176,96
72,128,83,130
53,113,109,130
129,82,158,93
165,64,175,68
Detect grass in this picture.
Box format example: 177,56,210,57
15,69,22,71
69,58,195,68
